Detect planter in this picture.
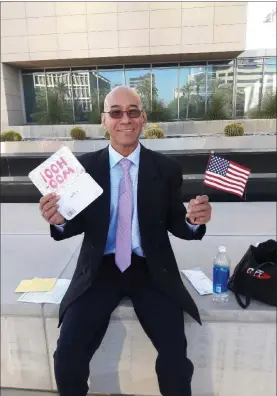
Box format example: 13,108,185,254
1,135,276,156
3,119,276,140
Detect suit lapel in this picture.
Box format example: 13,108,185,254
138,145,162,244
86,146,111,243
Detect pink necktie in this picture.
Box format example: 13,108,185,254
115,158,133,272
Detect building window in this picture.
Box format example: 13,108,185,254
151,66,179,122
97,68,124,122
72,70,97,123
206,62,234,119
22,74,39,123
236,58,264,118
20,57,277,124
263,58,276,95
125,66,152,116
178,65,207,120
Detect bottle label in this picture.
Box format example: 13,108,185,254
213,264,230,294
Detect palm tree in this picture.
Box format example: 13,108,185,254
182,81,194,119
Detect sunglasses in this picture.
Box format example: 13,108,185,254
104,109,142,119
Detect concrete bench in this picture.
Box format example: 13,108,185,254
1,202,276,396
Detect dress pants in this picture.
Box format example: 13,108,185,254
54,254,194,396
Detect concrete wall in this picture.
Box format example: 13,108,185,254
1,136,276,157
0,64,25,129
2,119,276,140
2,315,275,395
0,1,247,62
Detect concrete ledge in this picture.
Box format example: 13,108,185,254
1,203,276,395
1,135,276,156
4,119,277,139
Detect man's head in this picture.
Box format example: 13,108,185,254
102,85,147,148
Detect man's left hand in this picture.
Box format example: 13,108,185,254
186,195,212,225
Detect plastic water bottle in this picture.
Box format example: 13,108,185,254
212,246,230,302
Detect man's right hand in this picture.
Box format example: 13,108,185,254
40,193,65,225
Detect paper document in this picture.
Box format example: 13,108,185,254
181,268,213,296
17,279,71,304
15,277,57,293
28,146,103,220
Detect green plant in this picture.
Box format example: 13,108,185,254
144,124,165,139
104,129,110,140
70,127,86,140
206,91,229,120
31,84,74,125
147,100,173,122
0,130,22,141
224,122,244,137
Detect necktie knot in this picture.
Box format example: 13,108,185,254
120,158,132,171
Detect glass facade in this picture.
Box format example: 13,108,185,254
21,57,276,124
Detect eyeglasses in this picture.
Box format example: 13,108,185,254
103,109,142,119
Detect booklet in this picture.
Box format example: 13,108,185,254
181,268,213,296
28,146,103,220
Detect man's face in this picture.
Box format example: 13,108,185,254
102,89,146,147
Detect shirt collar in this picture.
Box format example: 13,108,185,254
108,143,141,169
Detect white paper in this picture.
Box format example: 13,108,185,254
17,279,71,304
28,146,103,220
181,268,213,295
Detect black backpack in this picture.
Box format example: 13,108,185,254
228,239,277,309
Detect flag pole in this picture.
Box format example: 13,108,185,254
201,150,214,196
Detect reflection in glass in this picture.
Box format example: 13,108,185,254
71,70,100,123
178,66,207,119
22,74,40,123
31,71,74,124
236,59,263,118
263,59,276,96
125,68,151,116
97,70,124,121
20,56,277,124
206,63,234,119
151,67,179,121
258,58,276,118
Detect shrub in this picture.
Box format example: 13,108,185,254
206,92,229,120
224,122,244,137
0,130,22,141
144,124,165,139
104,129,110,140
70,127,86,140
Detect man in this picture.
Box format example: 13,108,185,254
40,86,212,396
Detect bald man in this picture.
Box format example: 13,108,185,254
40,85,212,396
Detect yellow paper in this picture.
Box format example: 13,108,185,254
15,278,57,293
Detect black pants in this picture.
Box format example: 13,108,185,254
54,254,193,396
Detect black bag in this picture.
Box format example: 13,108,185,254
228,239,277,309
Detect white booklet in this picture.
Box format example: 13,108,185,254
181,268,213,296
28,146,103,220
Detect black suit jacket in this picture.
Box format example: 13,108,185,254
51,144,206,326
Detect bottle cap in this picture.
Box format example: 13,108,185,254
218,245,226,253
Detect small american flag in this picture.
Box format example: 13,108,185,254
204,154,251,198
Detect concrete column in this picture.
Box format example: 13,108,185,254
1,63,25,131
